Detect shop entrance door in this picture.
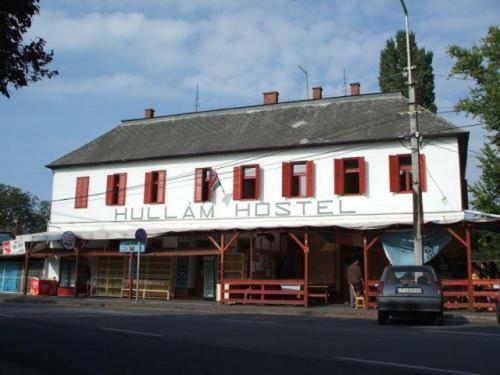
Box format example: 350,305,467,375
202,256,215,299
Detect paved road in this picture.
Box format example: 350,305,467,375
0,303,498,375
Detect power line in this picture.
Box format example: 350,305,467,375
48,111,401,205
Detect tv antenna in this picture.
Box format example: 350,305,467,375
194,84,200,112
298,65,309,99
342,68,348,96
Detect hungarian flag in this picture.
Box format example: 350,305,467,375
209,170,222,193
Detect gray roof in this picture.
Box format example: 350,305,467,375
47,92,465,169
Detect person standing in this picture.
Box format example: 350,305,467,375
346,259,363,307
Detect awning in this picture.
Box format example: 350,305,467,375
15,228,169,243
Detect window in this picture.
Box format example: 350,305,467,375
389,154,427,193
74,176,89,208
233,165,260,200
282,161,314,198
105,173,127,206
194,168,212,202
144,170,166,204
334,157,366,195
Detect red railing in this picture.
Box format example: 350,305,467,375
441,279,469,309
365,280,378,308
222,279,305,306
472,279,499,310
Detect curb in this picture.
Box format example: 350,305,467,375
1,296,496,323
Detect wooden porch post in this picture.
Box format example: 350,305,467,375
363,233,368,306
465,225,473,309
22,243,35,295
220,234,225,302
288,229,310,308
208,231,239,304
73,241,88,298
304,231,310,308
74,246,81,298
249,234,253,280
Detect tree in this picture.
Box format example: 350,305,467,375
0,0,58,98
0,184,50,234
378,30,436,112
448,26,499,147
448,26,500,260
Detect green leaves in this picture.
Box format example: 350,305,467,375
0,184,50,234
0,0,58,98
448,26,500,147
449,26,500,260
378,30,436,112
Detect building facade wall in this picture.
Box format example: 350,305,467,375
49,137,464,233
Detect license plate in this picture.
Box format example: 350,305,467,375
397,287,422,294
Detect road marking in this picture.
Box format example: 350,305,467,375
0,313,14,318
335,356,480,375
221,318,275,324
100,327,163,337
437,330,500,338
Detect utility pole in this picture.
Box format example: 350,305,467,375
400,0,424,265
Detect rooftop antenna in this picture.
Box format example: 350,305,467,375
342,68,348,96
298,65,309,99
194,84,200,112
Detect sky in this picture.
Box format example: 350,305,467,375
1,0,498,200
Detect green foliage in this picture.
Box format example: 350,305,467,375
0,184,50,234
448,26,500,147
448,26,500,260
378,30,436,112
0,0,58,98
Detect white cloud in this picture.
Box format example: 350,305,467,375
23,0,499,184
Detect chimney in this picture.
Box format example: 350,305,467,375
312,87,323,100
263,91,279,105
144,108,155,119
350,82,360,96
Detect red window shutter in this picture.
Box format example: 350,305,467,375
233,166,242,200
334,159,344,195
157,170,166,203
358,157,366,194
306,160,315,197
282,162,291,198
144,172,152,204
117,173,127,205
75,176,89,208
194,168,204,202
389,155,399,192
419,154,427,192
255,165,261,199
105,175,114,206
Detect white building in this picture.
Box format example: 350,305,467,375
17,86,478,307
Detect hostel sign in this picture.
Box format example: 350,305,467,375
113,199,356,222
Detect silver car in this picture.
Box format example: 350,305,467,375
376,265,444,325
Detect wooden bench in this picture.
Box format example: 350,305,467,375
122,280,171,300
308,284,329,304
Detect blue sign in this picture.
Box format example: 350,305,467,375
135,228,147,242
119,240,145,253
61,231,77,250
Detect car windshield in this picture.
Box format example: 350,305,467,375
386,269,434,285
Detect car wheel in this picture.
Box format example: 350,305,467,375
434,313,444,326
378,311,388,325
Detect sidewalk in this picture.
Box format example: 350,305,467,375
0,294,496,323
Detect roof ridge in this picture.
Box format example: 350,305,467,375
120,91,403,126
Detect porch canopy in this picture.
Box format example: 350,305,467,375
14,209,499,245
